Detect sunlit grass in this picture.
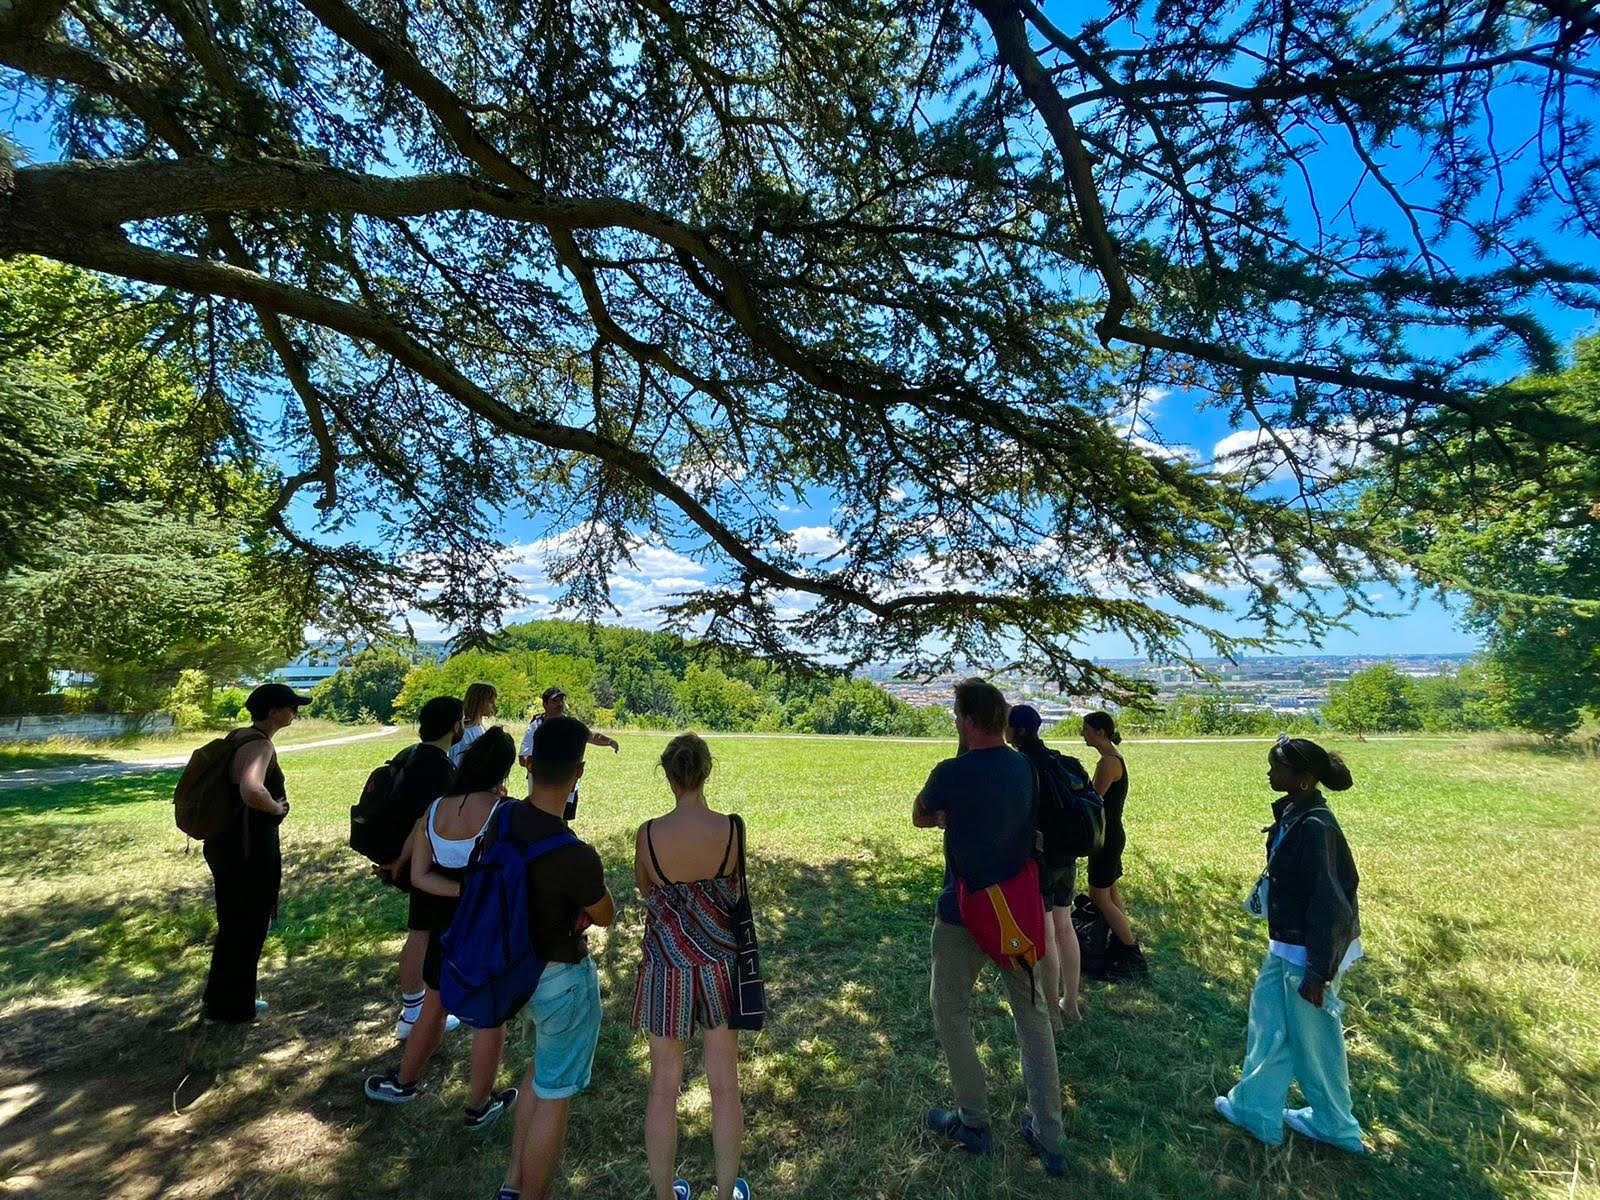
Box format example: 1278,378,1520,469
1,732,1596,1198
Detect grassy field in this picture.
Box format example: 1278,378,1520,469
0,730,1596,1200
0,718,387,770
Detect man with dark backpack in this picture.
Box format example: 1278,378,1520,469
1006,704,1104,1028
353,695,466,1040
186,682,308,1023
912,679,1068,1179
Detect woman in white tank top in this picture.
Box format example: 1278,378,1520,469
364,727,520,1131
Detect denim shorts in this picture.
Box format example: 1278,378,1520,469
527,957,602,1099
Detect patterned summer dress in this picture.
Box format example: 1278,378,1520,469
632,817,741,1040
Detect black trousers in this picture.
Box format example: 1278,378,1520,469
202,813,282,1021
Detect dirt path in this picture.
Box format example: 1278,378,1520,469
0,727,399,793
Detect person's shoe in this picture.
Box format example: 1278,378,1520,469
927,1107,993,1154
364,1071,421,1103
1105,939,1149,979
671,1182,691,1200
1020,1113,1069,1177
1214,1095,1282,1146
463,1087,518,1131
255,997,269,1014
1283,1108,1367,1154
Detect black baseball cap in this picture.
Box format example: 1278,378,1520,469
246,682,313,719
541,686,567,702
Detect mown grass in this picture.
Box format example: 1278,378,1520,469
0,718,386,770
0,731,1596,1199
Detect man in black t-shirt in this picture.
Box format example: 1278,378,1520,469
500,716,614,1200
913,678,1067,1178
383,695,465,1040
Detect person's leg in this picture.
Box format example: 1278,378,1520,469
504,1059,538,1194
1039,915,1064,1033
929,918,991,1132
702,1026,743,1200
646,1035,687,1200
997,964,1066,1150
467,1024,510,1109
399,928,428,1006
1089,885,1136,948
517,959,604,1197
1052,908,1082,1021
203,837,251,1020
397,989,448,1085
1284,976,1365,1151
516,1095,572,1200
1221,954,1294,1145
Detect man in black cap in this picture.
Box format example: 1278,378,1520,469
518,686,619,819
202,682,310,1022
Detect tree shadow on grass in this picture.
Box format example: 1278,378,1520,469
0,838,1593,1199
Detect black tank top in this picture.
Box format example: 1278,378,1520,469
1101,754,1129,824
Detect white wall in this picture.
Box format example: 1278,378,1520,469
0,713,176,743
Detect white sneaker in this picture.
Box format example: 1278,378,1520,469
255,998,269,1014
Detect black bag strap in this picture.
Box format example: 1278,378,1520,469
732,813,749,905
717,814,737,877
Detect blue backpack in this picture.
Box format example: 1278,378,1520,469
439,802,578,1029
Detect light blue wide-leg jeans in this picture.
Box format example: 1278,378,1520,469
1225,952,1363,1151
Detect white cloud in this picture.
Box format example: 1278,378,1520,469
784,525,845,557
1210,423,1373,483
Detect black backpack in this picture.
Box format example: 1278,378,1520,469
1032,747,1106,865
349,745,419,865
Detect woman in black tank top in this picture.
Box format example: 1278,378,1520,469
1083,711,1147,978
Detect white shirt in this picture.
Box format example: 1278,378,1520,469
520,714,578,806
449,721,488,766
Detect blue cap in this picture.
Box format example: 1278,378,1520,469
1008,704,1042,732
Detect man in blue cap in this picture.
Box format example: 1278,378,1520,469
202,682,309,1022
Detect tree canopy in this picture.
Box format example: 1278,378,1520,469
3,0,1597,699
0,255,304,709
1370,338,1600,737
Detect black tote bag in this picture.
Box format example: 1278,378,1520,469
726,814,766,1030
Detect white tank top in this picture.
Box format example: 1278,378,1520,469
426,796,497,869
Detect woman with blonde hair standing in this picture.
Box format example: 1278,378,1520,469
633,733,750,1200
450,681,499,766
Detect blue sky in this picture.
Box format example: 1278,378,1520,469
8,51,1596,663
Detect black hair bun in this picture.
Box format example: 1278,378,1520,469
1321,751,1353,791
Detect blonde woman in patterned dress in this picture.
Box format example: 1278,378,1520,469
632,733,750,1200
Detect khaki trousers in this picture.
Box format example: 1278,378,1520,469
930,917,1065,1149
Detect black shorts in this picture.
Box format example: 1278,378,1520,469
408,887,452,933
422,928,446,991
1040,860,1077,911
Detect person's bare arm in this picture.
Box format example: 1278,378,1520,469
409,820,461,898
912,789,942,829
1092,755,1123,798
234,741,286,816
583,887,617,928
633,825,653,895
589,730,620,753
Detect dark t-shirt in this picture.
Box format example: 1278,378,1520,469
508,803,607,964
394,742,456,824
920,745,1036,925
